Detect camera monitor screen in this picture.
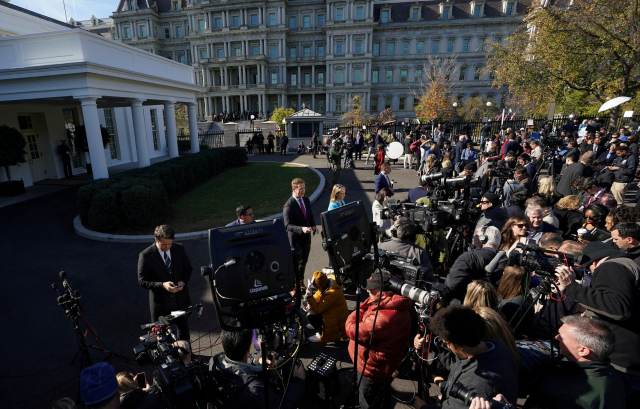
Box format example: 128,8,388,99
320,201,371,272
208,219,294,307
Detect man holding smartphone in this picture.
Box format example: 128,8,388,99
138,225,193,340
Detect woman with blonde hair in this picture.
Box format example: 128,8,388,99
553,194,584,238
328,184,346,210
473,306,522,368
535,176,559,206
424,154,440,175
463,280,498,310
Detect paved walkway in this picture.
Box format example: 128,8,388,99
1,151,637,408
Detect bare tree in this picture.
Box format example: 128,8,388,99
412,55,460,125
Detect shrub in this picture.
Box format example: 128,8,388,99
87,189,119,232
78,147,247,232
121,179,169,228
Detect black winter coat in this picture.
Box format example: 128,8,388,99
564,254,640,375
445,248,502,304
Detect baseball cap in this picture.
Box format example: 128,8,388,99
364,271,391,291
80,363,119,405
578,242,623,269
482,193,500,206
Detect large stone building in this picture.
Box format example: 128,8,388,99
112,0,532,121
69,15,116,39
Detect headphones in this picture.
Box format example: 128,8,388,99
389,219,414,238
478,226,489,245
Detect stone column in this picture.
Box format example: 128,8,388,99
298,94,302,109
164,101,179,158
187,102,200,153
298,66,301,84
312,65,315,84
203,96,209,117
131,99,150,167
78,96,109,179
312,94,316,110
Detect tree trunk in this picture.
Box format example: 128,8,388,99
609,106,621,132
3,165,11,183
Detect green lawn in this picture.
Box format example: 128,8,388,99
169,162,320,232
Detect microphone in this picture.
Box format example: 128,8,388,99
59,271,72,292
485,250,506,274
52,283,62,297
336,233,348,243
223,258,236,268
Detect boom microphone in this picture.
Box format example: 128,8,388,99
485,250,506,274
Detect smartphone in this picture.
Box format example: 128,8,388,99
135,372,146,388
174,284,184,288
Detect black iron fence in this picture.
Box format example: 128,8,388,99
178,130,224,148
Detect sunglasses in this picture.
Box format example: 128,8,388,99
480,200,491,204
585,215,598,220
515,223,527,228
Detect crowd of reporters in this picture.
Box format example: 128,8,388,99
56,121,640,409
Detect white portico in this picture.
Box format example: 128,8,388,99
0,27,200,185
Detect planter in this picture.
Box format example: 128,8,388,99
0,180,26,196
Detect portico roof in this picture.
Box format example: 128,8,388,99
0,29,199,106
285,108,326,123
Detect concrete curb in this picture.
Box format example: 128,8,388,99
74,161,326,243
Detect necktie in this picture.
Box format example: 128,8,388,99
386,175,390,187
164,252,173,276
298,198,307,219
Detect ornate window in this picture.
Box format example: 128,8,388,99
502,0,517,16
459,66,467,80
380,6,392,23
439,1,455,20
410,3,421,21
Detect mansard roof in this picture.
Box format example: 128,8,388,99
116,0,187,13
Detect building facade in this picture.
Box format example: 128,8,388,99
69,15,116,39
112,0,531,121
0,1,200,187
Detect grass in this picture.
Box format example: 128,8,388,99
168,162,320,233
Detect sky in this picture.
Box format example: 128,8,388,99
9,0,120,23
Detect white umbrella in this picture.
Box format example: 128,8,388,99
598,96,631,112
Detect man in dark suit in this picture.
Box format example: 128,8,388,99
138,225,193,340
374,163,393,195
354,131,364,160
225,204,256,227
592,160,615,190
283,178,317,277
374,130,385,151
557,155,587,196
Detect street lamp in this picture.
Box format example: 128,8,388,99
569,114,574,119
453,102,458,108
486,101,492,107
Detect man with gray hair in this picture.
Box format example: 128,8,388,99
378,217,434,282
526,205,563,244
444,226,502,304
522,315,625,409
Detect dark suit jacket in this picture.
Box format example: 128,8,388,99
595,169,615,190
138,243,193,321
225,219,256,227
374,173,391,195
283,196,316,250
557,162,585,196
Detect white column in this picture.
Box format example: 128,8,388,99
164,102,179,158
312,94,316,110
130,99,150,167
203,96,209,117
78,97,109,179
187,102,200,153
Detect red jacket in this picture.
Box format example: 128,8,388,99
346,292,413,383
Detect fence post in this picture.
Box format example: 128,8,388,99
223,122,239,147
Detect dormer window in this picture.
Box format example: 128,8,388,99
439,2,454,20
410,4,421,21
93,19,98,26
173,1,180,11
380,6,392,23
128,1,135,11
502,1,517,16
471,1,485,18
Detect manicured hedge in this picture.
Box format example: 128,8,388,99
77,147,248,232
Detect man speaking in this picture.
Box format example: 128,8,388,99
138,225,193,340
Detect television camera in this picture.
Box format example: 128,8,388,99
507,242,588,281
133,306,203,409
